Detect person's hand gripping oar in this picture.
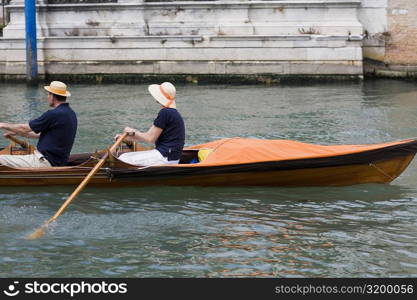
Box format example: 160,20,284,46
25,132,130,240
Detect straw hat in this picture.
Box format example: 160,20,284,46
148,82,176,108
44,81,71,97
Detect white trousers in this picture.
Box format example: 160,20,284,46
118,149,179,166
0,150,52,168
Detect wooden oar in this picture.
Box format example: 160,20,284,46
5,134,30,149
26,132,129,240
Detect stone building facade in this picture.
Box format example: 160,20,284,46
0,0,415,81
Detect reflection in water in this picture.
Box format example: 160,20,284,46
1,80,417,277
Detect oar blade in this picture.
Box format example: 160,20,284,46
25,226,47,240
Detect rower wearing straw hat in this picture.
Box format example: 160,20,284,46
0,81,78,168
115,82,185,166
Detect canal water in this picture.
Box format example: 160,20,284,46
0,80,417,277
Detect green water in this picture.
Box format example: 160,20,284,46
0,80,417,277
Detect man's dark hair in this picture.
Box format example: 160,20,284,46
53,94,67,102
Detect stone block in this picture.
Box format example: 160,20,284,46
225,62,284,75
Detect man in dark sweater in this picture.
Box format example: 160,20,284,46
0,81,77,168
116,82,185,166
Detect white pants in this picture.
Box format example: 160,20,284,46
118,149,179,166
0,150,52,168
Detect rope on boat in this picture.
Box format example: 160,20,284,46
369,163,395,181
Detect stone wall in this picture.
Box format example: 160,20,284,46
0,0,365,81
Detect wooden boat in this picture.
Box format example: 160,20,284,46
0,137,416,187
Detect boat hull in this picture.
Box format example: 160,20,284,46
0,154,414,187
1,138,416,187
108,154,415,187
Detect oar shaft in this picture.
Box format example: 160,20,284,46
50,156,107,222
5,135,29,148
47,132,129,224
26,132,130,240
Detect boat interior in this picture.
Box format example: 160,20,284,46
0,143,201,167
66,149,200,166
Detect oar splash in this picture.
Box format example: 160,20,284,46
26,132,130,240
